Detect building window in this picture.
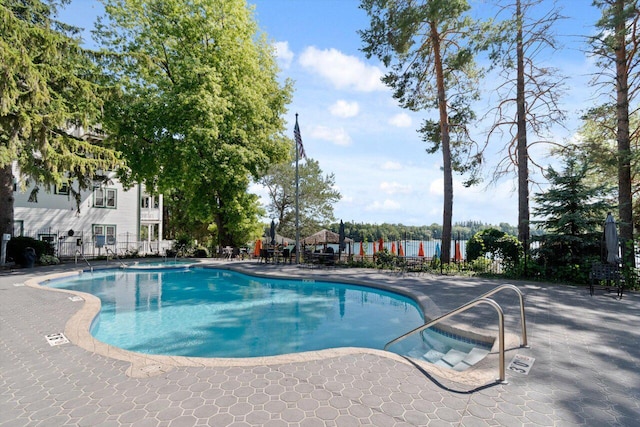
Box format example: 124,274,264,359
55,181,69,195
141,196,150,209
93,225,116,245
94,187,117,208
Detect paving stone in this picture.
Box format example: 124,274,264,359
1,264,639,427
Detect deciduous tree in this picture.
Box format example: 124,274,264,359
260,154,341,239
95,0,292,247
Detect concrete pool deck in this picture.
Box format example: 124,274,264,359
1,260,638,426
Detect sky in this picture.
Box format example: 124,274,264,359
58,0,604,227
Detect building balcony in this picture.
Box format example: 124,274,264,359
141,208,161,222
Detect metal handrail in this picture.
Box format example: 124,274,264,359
474,284,528,347
74,250,92,272
384,297,506,382
105,248,126,268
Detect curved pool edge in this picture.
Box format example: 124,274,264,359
25,265,517,386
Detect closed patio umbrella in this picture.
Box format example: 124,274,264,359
399,242,405,257
359,242,365,256
339,220,346,251
378,238,384,252
418,242,425,257
605,213,620,265
434,243,441,259
270,220,276,246
391,242,396,255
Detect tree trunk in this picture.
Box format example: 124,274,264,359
431,22,452,263
0,164,14,236
516,0,530,250
614,0,634,267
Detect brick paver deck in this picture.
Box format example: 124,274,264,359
1,260,638,426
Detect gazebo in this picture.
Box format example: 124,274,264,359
302,229,353,257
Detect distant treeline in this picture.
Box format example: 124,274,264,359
328,220,542,242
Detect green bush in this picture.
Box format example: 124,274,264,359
39,254,60,265
193,247,209,258
7,236,54,266
467,229,521,268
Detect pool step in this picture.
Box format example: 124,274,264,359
406,346,490,371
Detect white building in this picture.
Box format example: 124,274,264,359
12,124,169,258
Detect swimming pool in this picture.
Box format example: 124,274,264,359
48,268,426,358
122,260,198,270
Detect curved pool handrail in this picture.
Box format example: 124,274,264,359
474,284,527,347
384,297,506,382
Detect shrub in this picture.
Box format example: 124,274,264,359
39,255,60,265
7,236,54,266
193,247,209,258
467,229,521,268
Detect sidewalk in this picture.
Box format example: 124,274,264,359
1,261,638,426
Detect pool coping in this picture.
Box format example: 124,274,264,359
25,263,521,386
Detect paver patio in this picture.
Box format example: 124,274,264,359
1,260,638,426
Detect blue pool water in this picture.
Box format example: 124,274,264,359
49,268,425,358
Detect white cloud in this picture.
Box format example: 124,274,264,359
428,178,466,196
382,161,402,171
329,100,360,118
365,199,401,211
299,46,386,92
309,125,352,146
389,113,412,128
380,182,412,194
274,41,294,69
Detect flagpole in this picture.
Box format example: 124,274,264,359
295,113,300,264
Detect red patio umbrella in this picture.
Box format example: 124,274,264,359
418,242,425,257
391,242,396,255
399,243,405,257
359,242,365,256
371,242,376,254
378,238,384,252
455,241,462,262
253,239,262,257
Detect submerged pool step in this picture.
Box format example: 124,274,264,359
406,346,490,371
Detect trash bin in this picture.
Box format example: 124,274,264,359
24,247,36,268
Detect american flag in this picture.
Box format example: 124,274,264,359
294,118,306,159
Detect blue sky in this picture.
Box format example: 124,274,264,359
58,0,603,227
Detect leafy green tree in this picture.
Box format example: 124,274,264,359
95,0,292,247
466,228,521,268
260,154,341,239
588,0,638,267
0,0,122,235
360,0,488,263
532,153,612,282
485,0,566,248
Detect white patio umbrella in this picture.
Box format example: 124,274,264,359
605,213,620,265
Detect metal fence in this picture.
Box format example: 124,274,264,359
15,228,174,259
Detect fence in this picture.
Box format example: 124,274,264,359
14,228,174,259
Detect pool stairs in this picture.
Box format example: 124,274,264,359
385,284,528,382
403,332,491,371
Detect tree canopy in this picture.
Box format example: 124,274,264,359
359,0,487,263
0,0,122,235
95,0,293,246
259,153,341,239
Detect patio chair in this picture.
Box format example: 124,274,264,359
589,262,623,299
